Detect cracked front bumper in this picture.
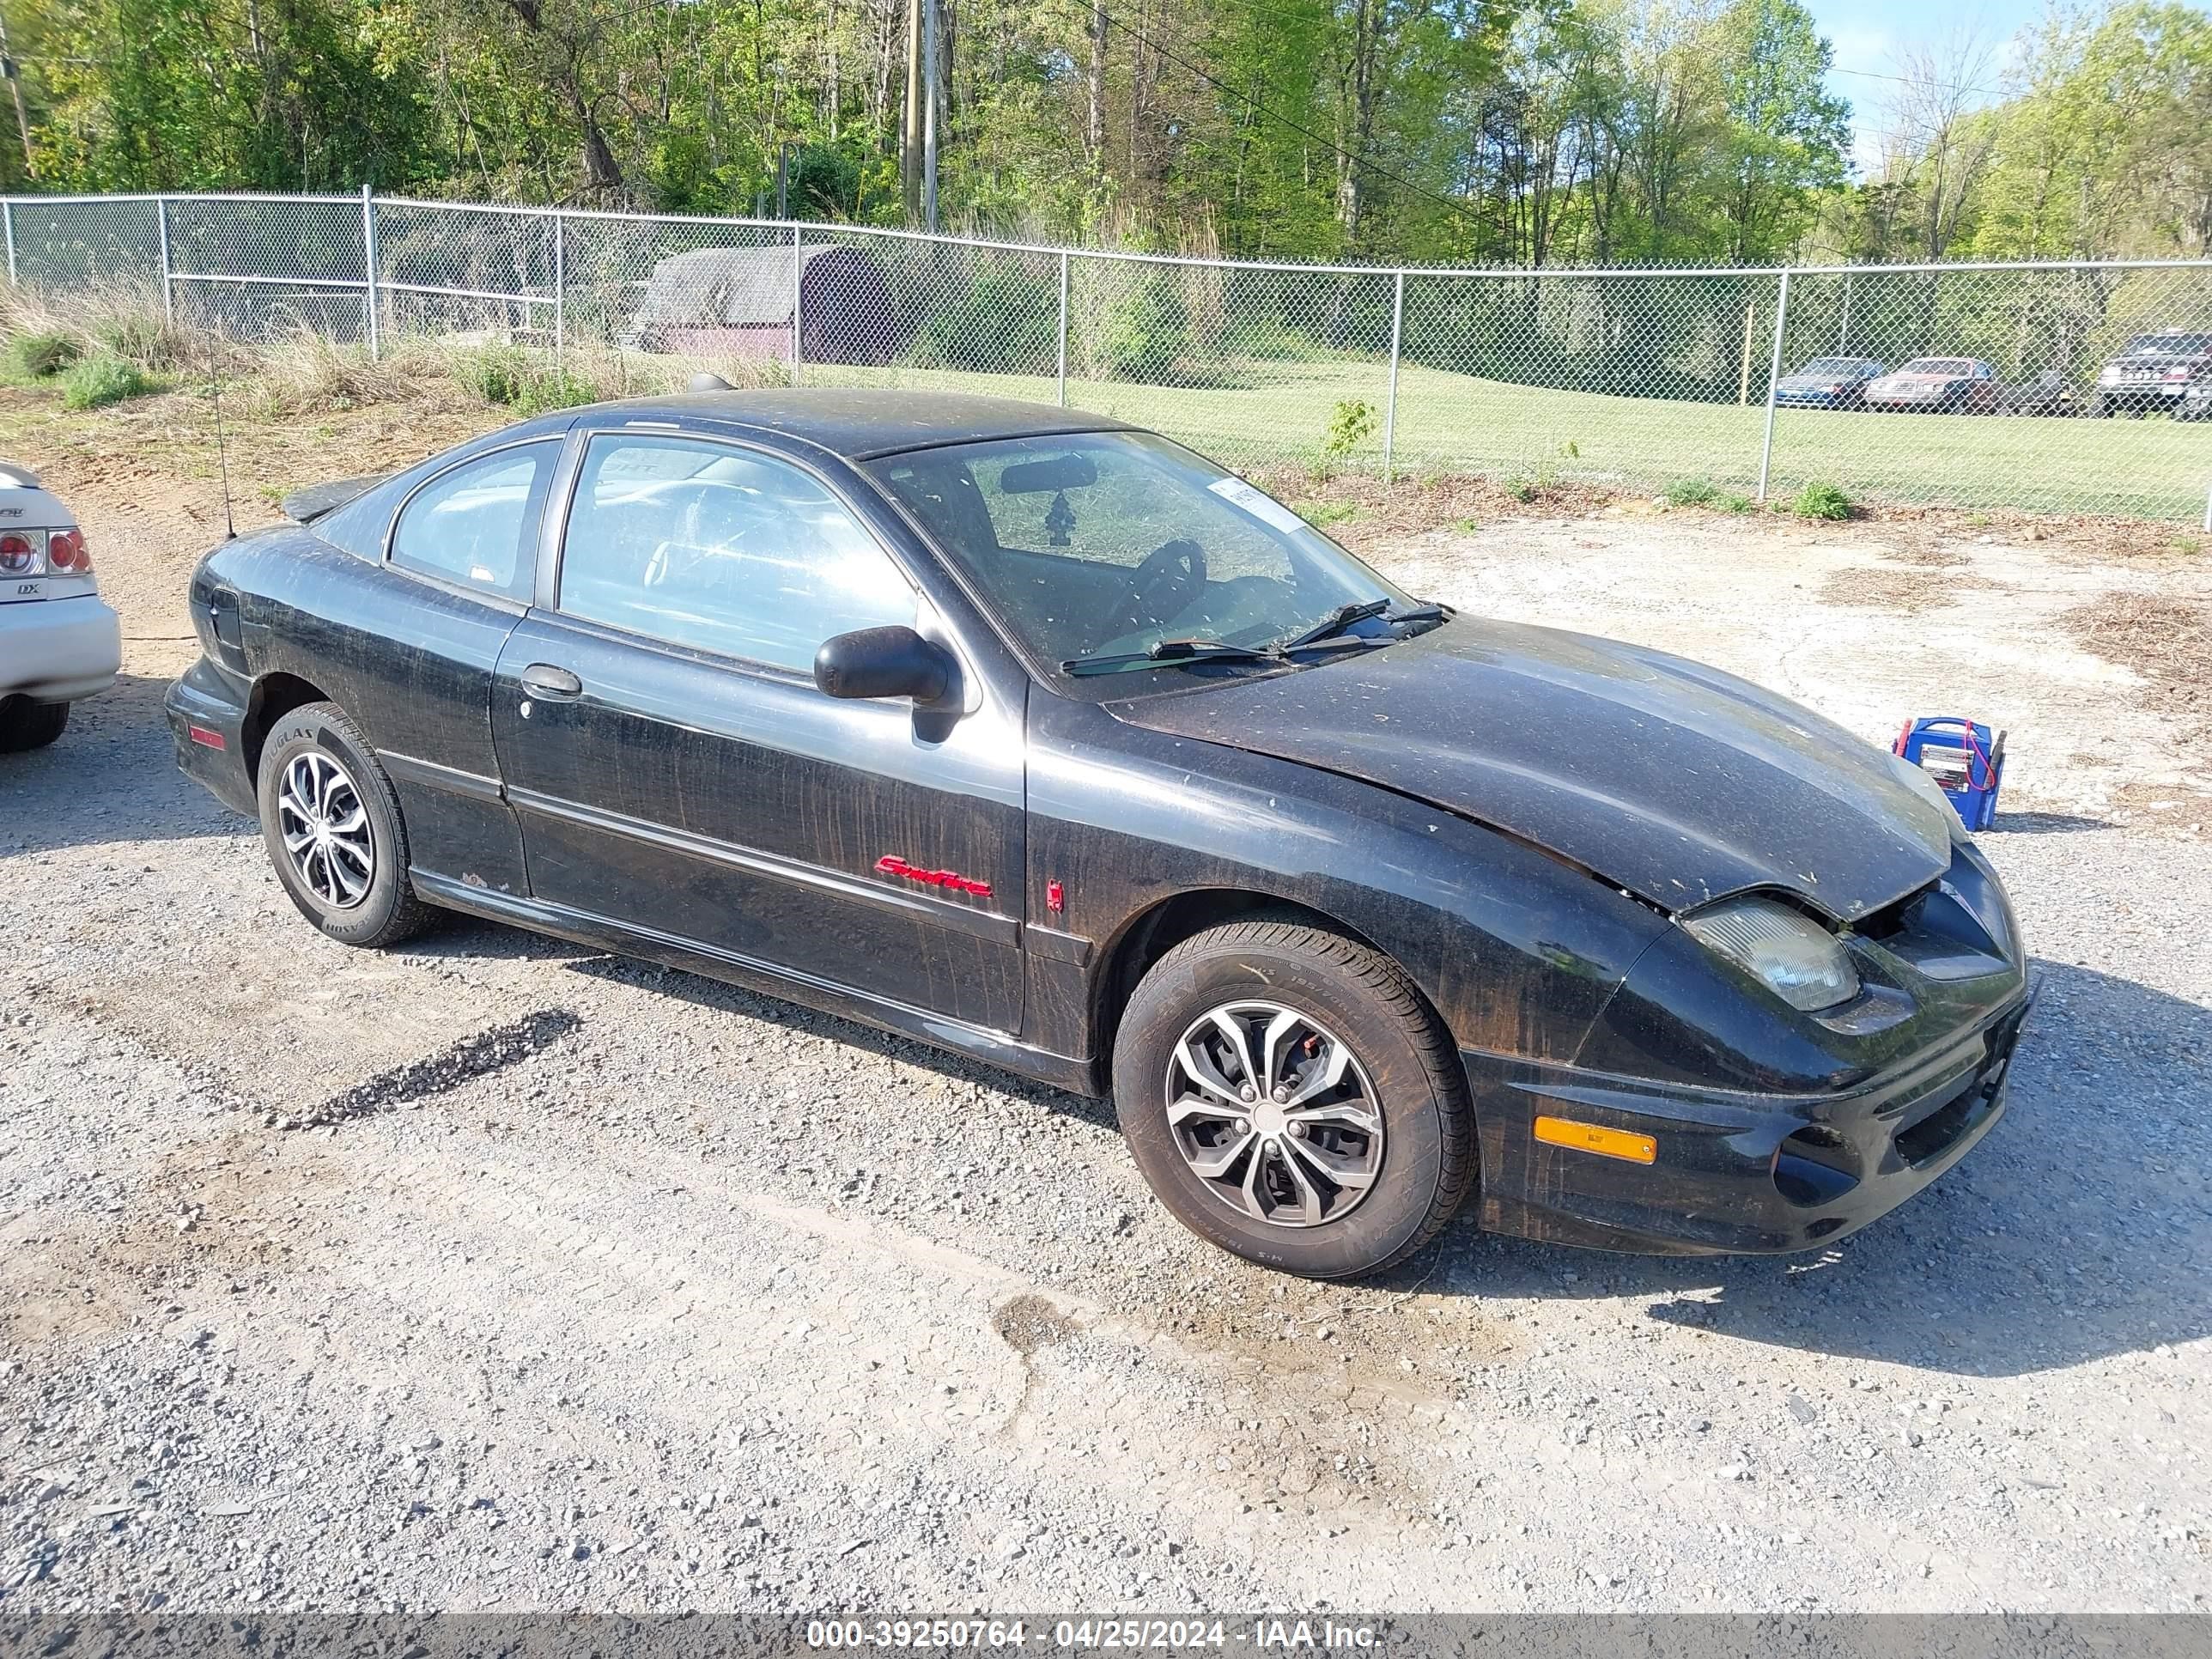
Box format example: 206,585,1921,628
1467,988,2033,1255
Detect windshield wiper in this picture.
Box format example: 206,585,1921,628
1060,638,1285,677
1274,599,1449,653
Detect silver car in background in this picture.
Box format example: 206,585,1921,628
0,465,119,750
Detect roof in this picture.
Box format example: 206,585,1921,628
586,389,1137,460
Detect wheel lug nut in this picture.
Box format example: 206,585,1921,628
1271,1085,1291,1103
1288,1122,1307,1139
1238,1085,1255,1102
1232,1119,1250,1135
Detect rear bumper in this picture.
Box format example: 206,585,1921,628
163,656,258,816
1469,987,2033,1255
0,594,120,702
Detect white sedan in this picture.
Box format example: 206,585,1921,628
0,464,119,750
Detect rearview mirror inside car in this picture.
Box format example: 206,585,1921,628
814,625,953,703
999,453,1097,495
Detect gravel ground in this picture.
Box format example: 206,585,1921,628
2,431,2209,1616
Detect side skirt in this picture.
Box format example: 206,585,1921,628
410,867,1101,1099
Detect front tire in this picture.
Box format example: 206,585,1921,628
256,702,432,949
1113,915,1475,1279
0,696,69,751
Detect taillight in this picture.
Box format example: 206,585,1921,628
0,531,39,575
46,526,89,574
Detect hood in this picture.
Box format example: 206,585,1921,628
1875,371,1962,387
1107,618,1954,921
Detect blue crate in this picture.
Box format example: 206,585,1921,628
1893,716,2006,831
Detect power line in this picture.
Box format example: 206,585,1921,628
1829,64,2009,100
1068,0,1489,231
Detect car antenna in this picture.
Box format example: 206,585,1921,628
208,343,237,540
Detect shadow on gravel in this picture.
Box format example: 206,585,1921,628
1990,811,2113,834
1416,954,2211,1377
557,950,1118,1133
1,674,240,855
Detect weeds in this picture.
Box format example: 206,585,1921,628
61,353,161,410
1504,462,1556,504
1314,398,1377,481
2171,534,2203,556
1454,515,1480,533
449,343,601,414
1297,501,1360,527
1717,491,1753,514
9,331,78,380
1791,481,1853,520
1664,477,1718,507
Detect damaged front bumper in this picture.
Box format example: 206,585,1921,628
1468,986,2034,1255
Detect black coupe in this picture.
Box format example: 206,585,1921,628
167,392,2032,1279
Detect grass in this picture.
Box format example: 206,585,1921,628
61,354,161,410
3,276,2204,522
449,343,602,415
801,355,2212,523
9,330,78,380
1792,481,1853,520
1297,501,1361,527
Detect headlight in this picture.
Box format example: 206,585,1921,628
1681,896,1861,1012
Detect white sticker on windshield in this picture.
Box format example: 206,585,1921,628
1207,476,1310,537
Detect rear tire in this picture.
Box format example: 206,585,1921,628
0,697,69,751
1112,914,1475,1279
256,701,433,949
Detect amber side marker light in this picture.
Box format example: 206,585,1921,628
1534,1115,1657,1165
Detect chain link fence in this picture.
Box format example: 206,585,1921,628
6,189,2211,526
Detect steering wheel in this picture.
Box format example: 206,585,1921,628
1115,538,1207,635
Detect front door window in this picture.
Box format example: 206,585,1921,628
557,434,915,671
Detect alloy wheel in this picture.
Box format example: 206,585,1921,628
1164,1000,1385,1228
276,750,375,909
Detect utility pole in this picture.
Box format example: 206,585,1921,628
921,0,939,232
900,0,922,222
0,2,34,181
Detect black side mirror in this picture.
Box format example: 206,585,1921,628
814,625,951,703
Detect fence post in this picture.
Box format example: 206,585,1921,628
551,210,565,362
791,223,804,378
156,197,173,321
1383,270,1406,484
360,183,380,360
1056,250,1069,407
3,199,14,285
1755,270,1791,503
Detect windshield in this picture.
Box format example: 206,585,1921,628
2125,332,2212,356
1797,358,1869,375
866,430,1408,681
1899,359,1973,375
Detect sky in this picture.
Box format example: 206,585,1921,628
1807,0,2212,174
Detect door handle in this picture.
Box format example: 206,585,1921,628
519,663,582,700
